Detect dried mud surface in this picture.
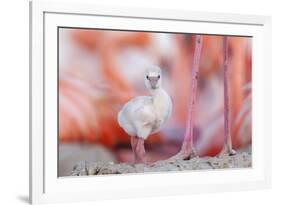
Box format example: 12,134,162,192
71,151,252,176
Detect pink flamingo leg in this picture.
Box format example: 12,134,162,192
220,36,236,156
171,35,203,160
181,35,203,159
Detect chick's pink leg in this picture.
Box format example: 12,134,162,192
135,137,146,164
130,136,138,163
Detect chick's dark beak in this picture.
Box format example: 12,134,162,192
148,76,159,89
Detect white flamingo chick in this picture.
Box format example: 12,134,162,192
118,66,172,164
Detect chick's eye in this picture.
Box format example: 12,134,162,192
146,75,149,80
158,75,160,79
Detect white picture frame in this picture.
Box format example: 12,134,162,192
30,0,272,204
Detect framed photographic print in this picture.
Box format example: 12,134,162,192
30,0,271,204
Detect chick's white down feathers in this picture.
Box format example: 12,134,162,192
118,66,172,139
